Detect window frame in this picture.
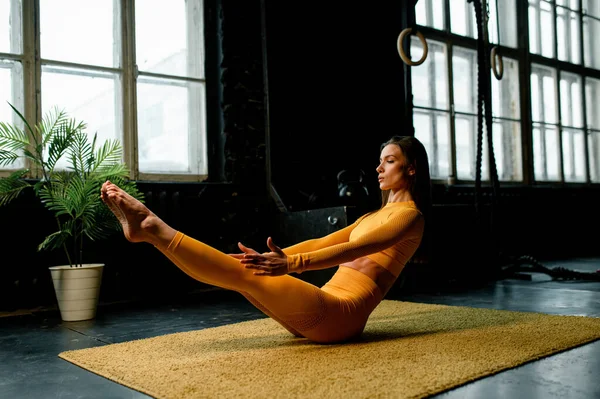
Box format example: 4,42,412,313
410,0,600,186
411,0,524,185
0,0,212,183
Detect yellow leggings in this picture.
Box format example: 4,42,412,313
157,231,383,343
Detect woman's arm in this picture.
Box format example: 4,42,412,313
240,214,371,276
280,214,367,255
287,208,423,273
241,209,423,276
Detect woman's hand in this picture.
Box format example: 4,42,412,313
228,242,260,259
240,237,289,276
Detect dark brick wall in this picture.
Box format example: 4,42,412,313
221,0,267,186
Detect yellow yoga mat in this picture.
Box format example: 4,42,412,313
58,300,600,399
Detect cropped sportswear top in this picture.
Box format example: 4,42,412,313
283,201,424,278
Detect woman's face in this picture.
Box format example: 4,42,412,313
376,143,414,192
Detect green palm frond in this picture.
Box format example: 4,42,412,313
38,108,86,171
39,173,88,218
67,129,95,175
0,118,30,166
1,103,143,267
45,123,77,171
97,164,131,181
70,179,101,220
38,225,73,252
6,102,35,142
83,202,120,241
62,116,87,144
0,121,29,151
93,139,123,171
95,200,122,230
39,106,71,147
38,183,70,217
0,149,20,166
0,170,32,206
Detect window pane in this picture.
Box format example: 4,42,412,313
40,0,119,68
491,0,518,47
0,0,22,54
411,38,448,110
589,131,600,182
135,0,204,79
556,0,579,9
562,128,586,182
494,121,523,181
583,17,600,69
585,77,600,130
529,0,555,58
531,64,557,124
560,72,583,128
41,66,121,169
492,57,520,119
528,3,539,54
450,0,517,46
414,110,450,179
450,0,476,38
583,0,600,18
137,77,206,175
416,0,445,30
452,47,477,114
557,7,581,64
491,56,523,182
530,73,540,121
0,59,24,170
455,115,486,181
533,123,560,181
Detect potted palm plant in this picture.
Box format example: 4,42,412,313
0,103,144,321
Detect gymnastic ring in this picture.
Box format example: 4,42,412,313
491,46,504,80
397,28,428,66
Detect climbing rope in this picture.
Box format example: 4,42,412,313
469,0,500,250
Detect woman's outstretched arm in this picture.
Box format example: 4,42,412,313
279,214,367,255
243,209,423,275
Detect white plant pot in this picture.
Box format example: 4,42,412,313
49,263,104,322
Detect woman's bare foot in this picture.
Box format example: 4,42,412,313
100,181,176,246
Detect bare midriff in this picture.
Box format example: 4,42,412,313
340,256,398,297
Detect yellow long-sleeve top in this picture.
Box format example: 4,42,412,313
283,201,424,277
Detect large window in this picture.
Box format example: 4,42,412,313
0,0,207,181
411,38,450,179
529,0,597,183
414,0,600,185
414,0,521,183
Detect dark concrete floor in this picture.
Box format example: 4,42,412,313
1,257,599,399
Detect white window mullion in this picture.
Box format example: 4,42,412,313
112,0,124,174
25,0,41,177
186,0,205,177
122,0,138,179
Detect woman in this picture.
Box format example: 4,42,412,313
100,135,431,344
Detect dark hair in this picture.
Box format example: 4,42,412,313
379,135,432,216
380,135,433,262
